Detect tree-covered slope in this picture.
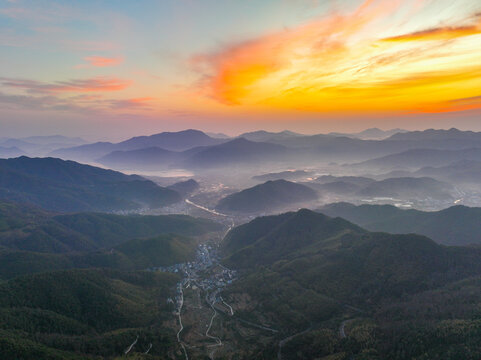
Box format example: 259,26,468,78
0,200,221,253
216,179,318,213
221,209,481,331
0,269,180,359
319,202,481,245
0,157,181,212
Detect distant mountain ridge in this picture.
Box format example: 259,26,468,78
44,128,481,170
252,170,314,182
0,146,25,158
329,127,407,139
301,175,454,201
387,128,481,141
183,138,288,168
357,176,454,200
352,147,481,170
0,135,87,157
96,137,288,170
237,130,303,142
51,129,226,161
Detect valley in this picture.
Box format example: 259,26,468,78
2,129,481,359
3,0,481,357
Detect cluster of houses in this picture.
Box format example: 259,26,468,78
154,242,237,314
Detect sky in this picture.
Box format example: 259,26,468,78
1,0,481,140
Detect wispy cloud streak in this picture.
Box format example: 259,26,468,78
0,77,132,93
76,56,124,68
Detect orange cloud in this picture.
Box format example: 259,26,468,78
0,76,132,93
190,0,481,115
193,0,398,105
83,55,123,67
383,18,481,42
110,97,153,109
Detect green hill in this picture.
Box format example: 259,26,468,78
221,209,481,332
216,179,318,213
223,208,365,267
0,156,181,212
319,202,481,245
114,234,196,269
0,233,202,279
0,200,221,253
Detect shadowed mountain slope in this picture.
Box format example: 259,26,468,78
216,179,318,213
319,202,481,245
0,157,181,212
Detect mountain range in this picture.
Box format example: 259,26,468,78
252,170,315,182
328,127,407,139
96,137,289,170
51,129,225,162
0,199,220,254
319,202,481,245
0,135,86,157
0,157,181,212
351,147,481,171
23,128,481,173
221,209,481,359
302,175,454,201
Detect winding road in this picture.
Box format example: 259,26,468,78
339,319,355,339
124,336,138,355
176,283,189,360
220,295,234,316
205,291,223,345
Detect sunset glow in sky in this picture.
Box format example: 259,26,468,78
1,0,481,138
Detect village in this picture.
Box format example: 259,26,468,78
154,242,237,315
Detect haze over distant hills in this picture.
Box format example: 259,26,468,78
252,170,315,182
183,138,288,169
302,175,455,202
388,128,481,141
51,129,225,162
415,159,481,185
0,135,86,157
16,128,479,174
237,130,302,142
352,147,481,171
0,146,24,159
328,127,407,139
97,137,289,170
357,177,454,200
166,179,199,198
97,146,180,170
